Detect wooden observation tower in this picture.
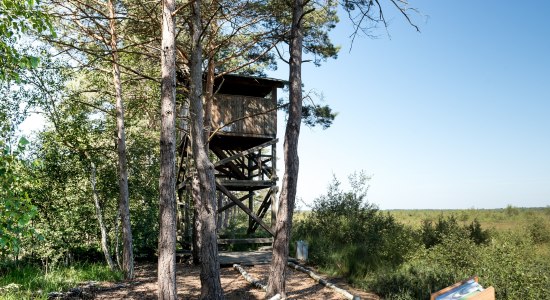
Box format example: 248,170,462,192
177,74,285,242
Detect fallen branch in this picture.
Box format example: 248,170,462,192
233,264,267,291
287,261,360,300
233,264,282,300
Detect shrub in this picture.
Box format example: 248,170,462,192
504,204,519,217
368,231,550,300
292,173,418,280
420,215,462,248
420,215,490,248
467,219,491,245
527,219,550,244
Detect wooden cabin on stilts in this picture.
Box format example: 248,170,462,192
176,74,285,254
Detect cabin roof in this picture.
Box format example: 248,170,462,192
214,74,286,98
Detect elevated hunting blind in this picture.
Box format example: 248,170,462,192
177,74,285,243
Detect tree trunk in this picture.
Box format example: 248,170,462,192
115,210,122,269
191,175,201,265
107,0,134,280
189,0,224,298
265,0,304,296
158,0,178,298
89,160,116,270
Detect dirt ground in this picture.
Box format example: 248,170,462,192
93,263,379,299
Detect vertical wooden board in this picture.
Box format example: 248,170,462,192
265,98,276,136
244,96,261,135
243,96,276,136
235,95,244,134
213,94,277,137
214,94,243,134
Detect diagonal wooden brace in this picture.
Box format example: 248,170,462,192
216,181,275,236
217,194,249,213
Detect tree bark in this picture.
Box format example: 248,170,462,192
191,175,202,265
89,160,116,270
189,0,224,298
115,210,122,269
107,0,133,280
266,0,304,296
158,0,178,298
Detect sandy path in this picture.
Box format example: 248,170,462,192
93,263,379,299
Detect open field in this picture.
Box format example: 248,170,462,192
386,206,550,260
386,206,550,231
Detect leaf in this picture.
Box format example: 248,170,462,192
30,56,40,68
19,136,30,146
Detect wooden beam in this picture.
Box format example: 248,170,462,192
216,181,275,236
219,180,274,187
214,139,277,167
218,238,273,244
217,194,249,213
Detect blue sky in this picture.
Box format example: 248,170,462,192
270,0,550,209
19,1,548,209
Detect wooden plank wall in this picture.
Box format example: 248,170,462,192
212,95,276,137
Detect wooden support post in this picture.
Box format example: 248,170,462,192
271,142,278,228
216,191,223,231
248,191,254,233
247,154,254,233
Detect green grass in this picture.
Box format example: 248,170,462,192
387,206,550,262
0,262,123,299
386,206,550,231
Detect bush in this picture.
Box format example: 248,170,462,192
527,219,550,244
504,204,519,217
467,219,491,245
292,173,418,280
420,215,490,248
477,231,550,299
368,231,550,300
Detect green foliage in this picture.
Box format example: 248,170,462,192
293,173,418,280
0,261,122,299
0,0,54,81
420,215,490,248
0,137,38,257
527,219,550,245
263,0,340,66
295,184,548,299
505,204,520,217
366,229,550,300
466,219,491,245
